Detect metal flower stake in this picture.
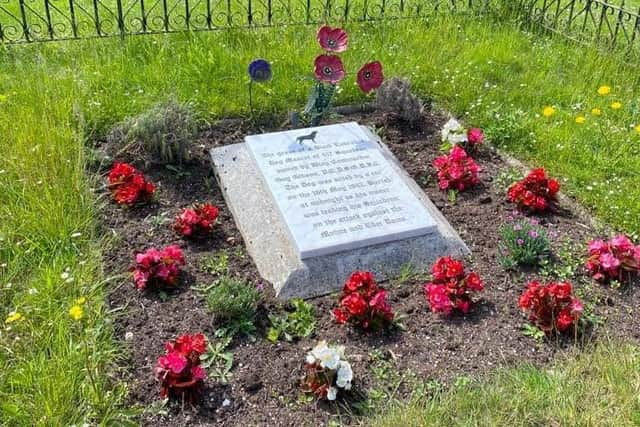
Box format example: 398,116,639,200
247,59,272,113
292,25,384,128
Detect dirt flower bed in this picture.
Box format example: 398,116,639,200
98,111,640,426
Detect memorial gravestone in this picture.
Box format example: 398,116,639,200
211,122,468,299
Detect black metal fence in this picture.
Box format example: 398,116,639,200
0,0,491,43
0,0,639,51
519,0,640,52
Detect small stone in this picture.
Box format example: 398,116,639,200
244,374,263,393
124,332,134,341
397,288,411,298
222,398,231,407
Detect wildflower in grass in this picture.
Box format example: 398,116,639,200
597,85,611,96
69,305,84,321
155,333,207,402
611,101,622,110
356,61,384,93
575,115,586,124
542,106,556,117
5,311,22,323
317,25,348,52
519,281,583,334
74,296,87,305
635,124,640,134
591,108,602,116
424,257,484,315
301,341,353,401
314,55,345,84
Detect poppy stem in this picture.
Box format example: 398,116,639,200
249,81,253,115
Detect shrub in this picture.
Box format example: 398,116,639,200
375,77,424,124
301,340,353,401
206,276,262,323
132,245,185,290
586,235,640,283
499,215,550,269
518,281,583,334
267,298,316,343
174,203,220,238
333,271,394,330
432,146,481,193
155,333,207,401
109,98,198,164
424,257,484,315
107,162,155,205
508,168,560,212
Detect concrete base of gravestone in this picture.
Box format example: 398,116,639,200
210,130,469,300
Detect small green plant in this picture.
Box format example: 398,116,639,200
494,167,524,192
201,251,230,276
147,211,171,228
267,298,316,343
108,98,198,165
540,239,584,281
522,324,545,342
200,336,234,384
206,276,261,323
499,216,550,269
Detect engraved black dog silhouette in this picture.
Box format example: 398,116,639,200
295,131,318,145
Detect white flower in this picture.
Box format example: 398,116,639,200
441,118,467,144
305,354,316,365
326,386,337,401
336,361,353,389
310,341,341,370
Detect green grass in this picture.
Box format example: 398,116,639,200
0,72,130,423
372,342,640,427
1,12,640,425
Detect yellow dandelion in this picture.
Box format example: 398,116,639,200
74,296,87,305
591,108,602,116
611,101,622,110
575,115,586,124
543,106,556,117
69,305,83,321
635,124,640,134
5,311,22,323
597,86,611,96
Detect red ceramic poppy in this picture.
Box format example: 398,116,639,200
314,54,345,84
356,61,384,93
317,25,348,52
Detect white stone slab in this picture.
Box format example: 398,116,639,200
211,123,470,299
245,122,438,259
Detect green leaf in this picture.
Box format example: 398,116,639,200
303,85,319,115
267,327,280,343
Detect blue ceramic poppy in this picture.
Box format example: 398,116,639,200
248,59,272,83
